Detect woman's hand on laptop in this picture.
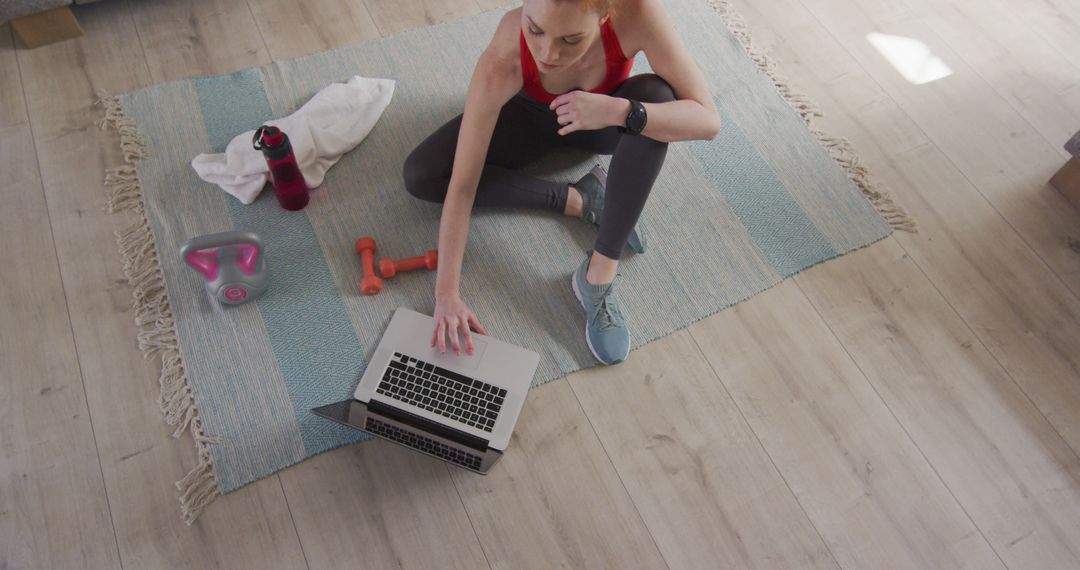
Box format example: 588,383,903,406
432,293,488,356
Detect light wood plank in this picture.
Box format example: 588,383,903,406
729,0,1080,565
798,0,1080,293
740,0,1080,492
1001,0,1080,75
475,0,514,12
362,0,484,36
0,22,121,570
570,330,838,569
795,240,1080,568
903,0,1080,158
450,380,668,569
0,26,22,111
15,3,309,568
278,443,490,569
129,0,271,81
283,380,669,569
246,0,381,61
689,280,1004,569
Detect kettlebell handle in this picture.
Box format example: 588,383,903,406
179,231,264,279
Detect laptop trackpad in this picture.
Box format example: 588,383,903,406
429,336,488,371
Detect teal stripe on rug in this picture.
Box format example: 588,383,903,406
194,70,368,473
689,103,838,276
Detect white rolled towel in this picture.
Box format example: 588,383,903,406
192,75,396,204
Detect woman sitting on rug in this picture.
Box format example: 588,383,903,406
403,0,721,365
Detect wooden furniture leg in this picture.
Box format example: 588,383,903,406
1050,157,1080,212
11,6,83,49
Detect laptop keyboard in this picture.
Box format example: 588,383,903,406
375,352,507,433
365,417,483,470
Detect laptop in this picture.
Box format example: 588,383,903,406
312,307,540,474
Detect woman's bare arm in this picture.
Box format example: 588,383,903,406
432,10,523,354
609,0,722,142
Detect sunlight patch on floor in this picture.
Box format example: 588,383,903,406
867,32,953,85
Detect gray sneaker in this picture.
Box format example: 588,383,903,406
574,165,648,254
571,254,631,365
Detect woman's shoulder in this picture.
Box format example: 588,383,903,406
609,0,664,55
487,8,523,69
471,7,523,92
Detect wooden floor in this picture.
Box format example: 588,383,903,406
4,0,1080,567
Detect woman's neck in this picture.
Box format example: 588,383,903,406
542,26,604,77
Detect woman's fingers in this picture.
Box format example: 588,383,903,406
447,316,462,354
467,313,488,336
550,93,572,111
435,321,447,353
459,317,474,354
435,310,487,356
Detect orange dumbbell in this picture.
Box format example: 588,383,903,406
379,250,438,279
354,237,383,295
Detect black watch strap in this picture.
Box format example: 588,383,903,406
619,99,647,135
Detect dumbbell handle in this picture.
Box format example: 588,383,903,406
361,248,377,272
355,237,383,295
380,250,438,278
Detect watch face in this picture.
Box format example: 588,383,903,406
628,106,647,132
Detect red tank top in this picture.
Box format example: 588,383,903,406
519,18,634,105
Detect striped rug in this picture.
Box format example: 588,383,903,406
99,0,912,523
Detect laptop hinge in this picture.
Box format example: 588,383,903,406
368,399,490,451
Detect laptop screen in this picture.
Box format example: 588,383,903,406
311,400,502,474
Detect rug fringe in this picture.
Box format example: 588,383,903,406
96,90,223,525
104,166,145,214
706,0,917,232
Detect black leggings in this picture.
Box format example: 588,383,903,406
402,73,675,260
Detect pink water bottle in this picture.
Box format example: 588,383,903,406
253,125,309,211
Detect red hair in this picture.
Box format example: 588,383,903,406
552,0,615,17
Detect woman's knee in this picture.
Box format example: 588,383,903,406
622,73,676,104
402,146,448,203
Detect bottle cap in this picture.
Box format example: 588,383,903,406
253,125,284,150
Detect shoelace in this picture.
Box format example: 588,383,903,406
596,295,622,332
592,283,623,331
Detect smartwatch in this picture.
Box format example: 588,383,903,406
619,99,647,135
